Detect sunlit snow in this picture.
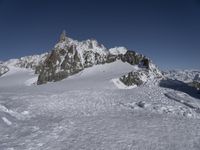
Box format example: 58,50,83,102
0,61,200,150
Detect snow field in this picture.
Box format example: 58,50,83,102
0,61,200,149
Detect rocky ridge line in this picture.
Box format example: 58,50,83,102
36,31,160,85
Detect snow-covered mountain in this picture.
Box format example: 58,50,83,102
0,53,48,76
7,53,48,69
2,31,200,91
36,31,162,84
164,70,200,83
0,31,162,86
1,31,200,150
163,70,200,90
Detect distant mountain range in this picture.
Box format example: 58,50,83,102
1,31,199,89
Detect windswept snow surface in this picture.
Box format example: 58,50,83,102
0,61,200,150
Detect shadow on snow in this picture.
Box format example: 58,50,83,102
159,79,200,100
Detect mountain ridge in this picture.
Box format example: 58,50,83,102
0,31,162,86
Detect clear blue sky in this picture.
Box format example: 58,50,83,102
0,0,200,69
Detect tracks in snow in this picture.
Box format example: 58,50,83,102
0,103,30,126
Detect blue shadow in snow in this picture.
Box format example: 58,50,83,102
159,79,200,100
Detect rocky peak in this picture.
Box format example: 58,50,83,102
59,30,68,42
55,31,74,50
36,32,161,85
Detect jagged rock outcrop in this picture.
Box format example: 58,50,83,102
192,74,200,90
119,62,162,87
0,65,9,76
121,51,144,65
37,31,161,85
37,45,83,84
37,31,109,84
120,70,147,86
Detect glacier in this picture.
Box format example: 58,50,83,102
0,32,200,150
0,60,200,150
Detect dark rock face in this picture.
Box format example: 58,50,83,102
83,51,107,68
190,81,200,91
140,58,150,69
35,65,44,74
37,34,110,84
106,54,119,63
120,71,148,86
37,47,109,84
121,51,143,65
37,44,83,85
37,49,151,84
120,51,150,69
119,55,162,87
0,65,9,76
194,75,200,91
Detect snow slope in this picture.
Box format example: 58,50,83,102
0,61,200,150
0,52,48,78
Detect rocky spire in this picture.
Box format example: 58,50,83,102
59,30,67,42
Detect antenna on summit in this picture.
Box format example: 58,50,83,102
60,30,67,42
